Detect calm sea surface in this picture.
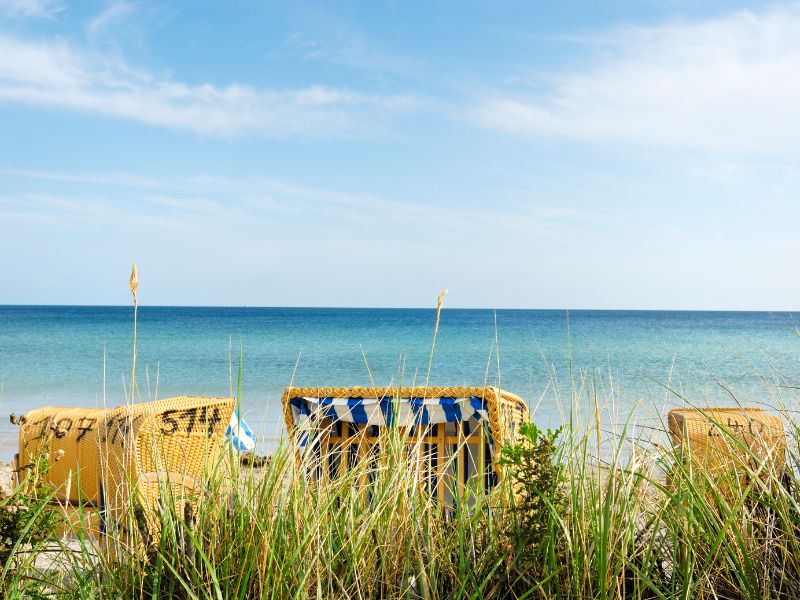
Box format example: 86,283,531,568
1,306,799,458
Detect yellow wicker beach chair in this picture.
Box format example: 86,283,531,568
16,396,235,539
89,396,235,537
667,407,786,483
281,386,529,501
17,406,109,506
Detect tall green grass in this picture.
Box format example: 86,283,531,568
5,371,800,599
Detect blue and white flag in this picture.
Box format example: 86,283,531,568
226,407,256,452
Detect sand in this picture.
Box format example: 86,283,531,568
0,460,13,493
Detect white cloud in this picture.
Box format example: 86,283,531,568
0,0,64,19
695,161,800,180
280,30,424,77
3,168,797,309
86,0,137,36
0,167,609,247
0,34,419,138
471,4,800,157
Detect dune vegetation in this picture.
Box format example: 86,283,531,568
2,374,799,600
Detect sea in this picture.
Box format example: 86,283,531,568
1,306,799,459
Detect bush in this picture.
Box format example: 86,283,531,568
0,452,62,598
495,423,567,597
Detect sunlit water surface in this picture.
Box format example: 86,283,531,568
1,306,799,458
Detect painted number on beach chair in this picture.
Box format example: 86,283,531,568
29,417,52,441
160,406,223,436
102,415,142,445
707,417,766,437
76,417,97,442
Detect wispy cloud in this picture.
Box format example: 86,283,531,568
86,0,138,36
279,30,424,77
470,4,800,157
0,167,612,247
269,3,425,79
694,161,800,180
3,167,795,308
0,0,64,19
0,33,420,138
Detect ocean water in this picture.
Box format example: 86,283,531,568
1,306,799,459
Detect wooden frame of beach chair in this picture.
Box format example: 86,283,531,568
11,453,18,486
15,396,235,541
667,407,786,489
281,386,529,502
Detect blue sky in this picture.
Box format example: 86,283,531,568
0,0,798,309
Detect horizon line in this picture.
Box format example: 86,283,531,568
0,303,797,313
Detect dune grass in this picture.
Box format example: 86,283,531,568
2,372,800,600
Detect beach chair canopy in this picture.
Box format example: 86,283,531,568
284,386,528,441
288,394,491,442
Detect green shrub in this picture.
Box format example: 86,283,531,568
495,423,567,597
0,451,62,598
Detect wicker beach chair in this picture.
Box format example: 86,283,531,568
16,406,111,537
16,396,235,539
281,386,529,502
667,407,786,486
17,406,109,505
94,396,235,536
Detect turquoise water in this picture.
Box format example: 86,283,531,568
1,306,799,458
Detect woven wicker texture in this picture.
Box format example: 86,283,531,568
94,396,234,529
17,406,109,504
17,396,235,539
668,408,786,477
281,386,529,480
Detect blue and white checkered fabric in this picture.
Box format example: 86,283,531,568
290,396,491,449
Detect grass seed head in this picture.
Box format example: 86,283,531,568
129,263,139,305
436,289,448,312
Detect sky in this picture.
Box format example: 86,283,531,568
0,0,798,309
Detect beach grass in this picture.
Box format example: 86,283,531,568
3,372,800,600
